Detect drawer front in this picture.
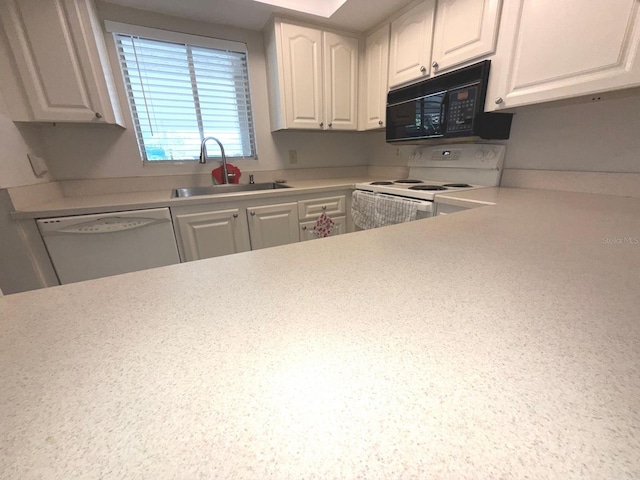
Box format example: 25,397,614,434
297,195,346,221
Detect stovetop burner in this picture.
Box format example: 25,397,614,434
370,181,394,185
442,183,472,188
394,179,423,184
408,185,448,191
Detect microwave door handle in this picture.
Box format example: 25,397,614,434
440,93,449,135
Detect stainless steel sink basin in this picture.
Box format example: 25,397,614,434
173,182,292,198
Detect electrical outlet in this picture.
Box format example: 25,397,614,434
288,149,298,164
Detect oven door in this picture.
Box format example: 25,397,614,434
352,190,434,230
386,90,447,142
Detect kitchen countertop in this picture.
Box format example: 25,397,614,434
2,187,639,478
10,178,371,219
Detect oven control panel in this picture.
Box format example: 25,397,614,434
409,144,506,171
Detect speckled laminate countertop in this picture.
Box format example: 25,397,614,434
1,187,639,478
10,178,370,219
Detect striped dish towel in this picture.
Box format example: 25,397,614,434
374,193,419,227
352,191,421,229
351,190,376,229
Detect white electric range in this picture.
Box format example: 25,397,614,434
353,144,505,228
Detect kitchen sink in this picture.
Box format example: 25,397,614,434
173,182,292,198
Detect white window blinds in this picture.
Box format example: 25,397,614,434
113,30,256,161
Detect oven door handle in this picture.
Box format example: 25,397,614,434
377,193,434,213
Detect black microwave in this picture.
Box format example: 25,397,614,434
386,60,512,144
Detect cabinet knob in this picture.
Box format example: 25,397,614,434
495,97,504,105
319,122,324,128
95,112,103,119
321,206,327,210
233,213,238,218
302,226,307,230
328,123,332,128
250,211,255,216
420,65,427,73
431,61,439,69
378,120,383,126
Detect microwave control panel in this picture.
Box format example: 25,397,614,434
447,85,478,133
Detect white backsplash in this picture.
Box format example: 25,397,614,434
501,170,640,198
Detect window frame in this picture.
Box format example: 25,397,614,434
105,21,258,164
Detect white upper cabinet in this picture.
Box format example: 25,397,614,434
489,0,640,111
388,0,436,89
323,31,358,130
279,23,323,129
361,23,390,130
0,0,123,125
264,19,359,131
300,216,346,241
431,0,502,74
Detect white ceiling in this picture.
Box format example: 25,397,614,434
252,0,348,18
100,0,415,33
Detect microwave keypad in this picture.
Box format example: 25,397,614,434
447,86,478,133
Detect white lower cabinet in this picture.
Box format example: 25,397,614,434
300,216,346,241
246,202,299,250
174,208,251,262
297,195,347,240
172,191,351,261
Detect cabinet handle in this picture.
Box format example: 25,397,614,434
250,211,255,216
378,120,383,126
420,65,427,73
495,97,504,105
95,112,103,119
319,122,324,128
233,213,238,218
431,61,439,69
302,226,307,230
328,123,332,128
321,206,327,210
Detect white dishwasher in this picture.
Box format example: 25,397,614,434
37,208,180,284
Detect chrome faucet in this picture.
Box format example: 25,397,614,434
199,136,231,184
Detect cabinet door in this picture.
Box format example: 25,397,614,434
175,209,251,262
362,24,390,130
431,0,502,74
489,0,640,111
388,0,436,88
0,0,122,124
299,215,346,241
280,23,323,129
247,202,299,250
323,32,358,130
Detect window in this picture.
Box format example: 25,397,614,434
107,23,256,162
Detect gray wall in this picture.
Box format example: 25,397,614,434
365,94,640,173
33,2,370,181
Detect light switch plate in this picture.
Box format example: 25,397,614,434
27,153,48,178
